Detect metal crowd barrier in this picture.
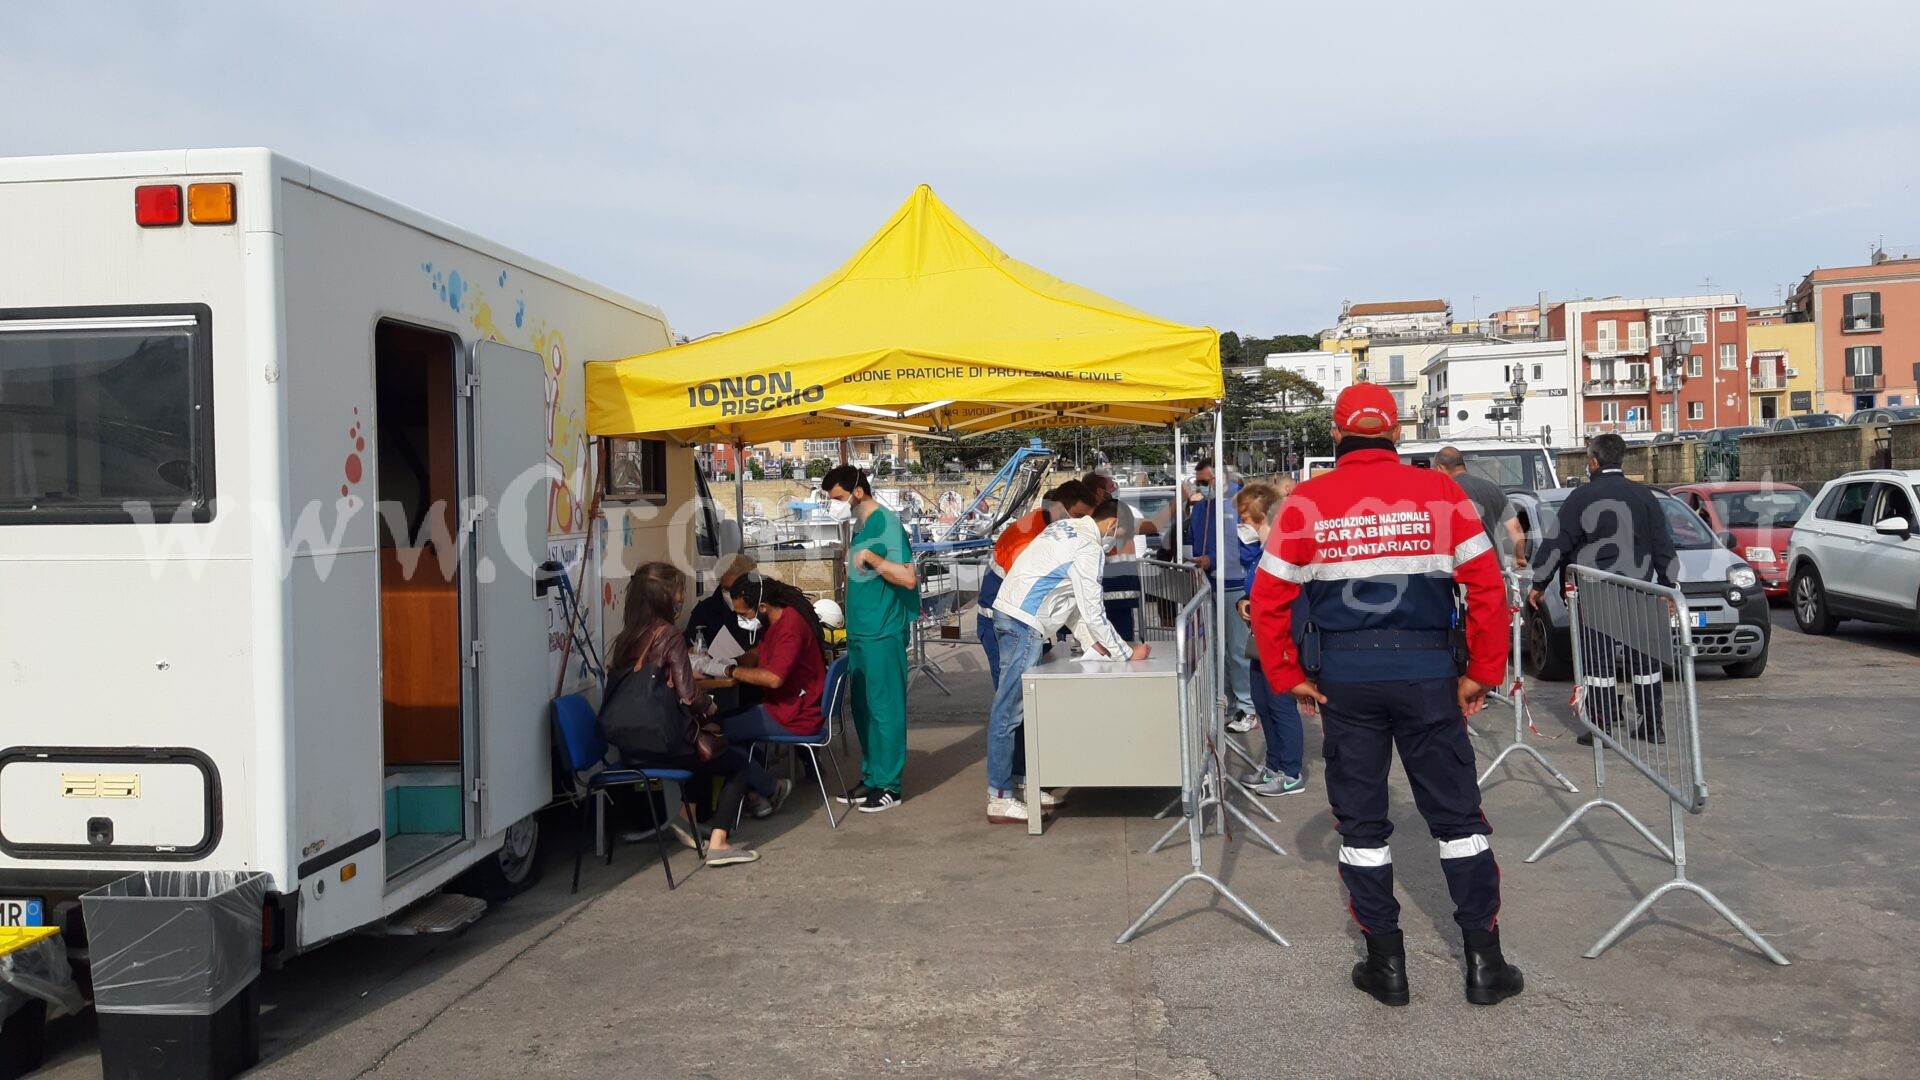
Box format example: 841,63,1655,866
907,539,993,694
1138,558,1284,828
1526,565,1789,965
1119,571,1287,947
1478,568,1579,793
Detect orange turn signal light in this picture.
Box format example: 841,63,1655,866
187,183,236,225
340,862,357,883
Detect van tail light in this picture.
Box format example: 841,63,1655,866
187,182,236,225
135,184,183,227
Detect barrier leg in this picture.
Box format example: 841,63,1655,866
1526,741,1673,864
1584,805,1788,964
1479,740,1580,793
1118,871,1291,947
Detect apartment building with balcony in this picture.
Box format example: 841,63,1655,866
1545,293,1749,436
1745,306,1818,423
1417,340,1575,445
1319,298,1452,383
1786,252,1920,415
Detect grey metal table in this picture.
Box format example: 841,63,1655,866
1019,652,1180,835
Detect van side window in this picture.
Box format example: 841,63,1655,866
604,437,667,504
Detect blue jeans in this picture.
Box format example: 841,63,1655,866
987,613,1045,795
1249,663,1304,778
1223,585,1254,715
977,571,1003,686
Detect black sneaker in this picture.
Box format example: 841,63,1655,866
857,790,902,813
835,783,872,806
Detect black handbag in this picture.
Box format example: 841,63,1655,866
597,628,696,759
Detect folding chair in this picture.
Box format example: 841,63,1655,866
742,655,853,828
551,694,703,892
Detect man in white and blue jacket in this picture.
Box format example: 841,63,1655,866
986,499,1148,825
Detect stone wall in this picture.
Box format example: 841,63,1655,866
1734,427,1878,492
1891,420,1920,468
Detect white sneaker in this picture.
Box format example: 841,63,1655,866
1017,786,1065,810
1225,712,1257,734
987,796,1031,824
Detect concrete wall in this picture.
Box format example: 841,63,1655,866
1735,427,1878,491
1890,420,1920,467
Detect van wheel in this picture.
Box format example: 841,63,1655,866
1791,566,1839,635
458,814,541,900
1524,609,1572,681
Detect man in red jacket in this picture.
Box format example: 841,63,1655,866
1250,383,1522,1008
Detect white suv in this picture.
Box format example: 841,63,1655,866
1787,470,1920,634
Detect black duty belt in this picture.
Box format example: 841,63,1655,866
1321,629,1452,651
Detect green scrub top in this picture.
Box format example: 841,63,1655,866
846,503,919,640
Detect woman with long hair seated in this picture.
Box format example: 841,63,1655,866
604,562,786,866
717,573,828,751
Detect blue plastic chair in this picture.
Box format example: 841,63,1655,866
551,693,702,892
741,655,852,828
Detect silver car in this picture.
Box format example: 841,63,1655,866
1786,470,1920,634
1512,488,1771,680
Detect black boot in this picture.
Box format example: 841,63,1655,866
1462,927,1525,1005
1351,930,1410,1006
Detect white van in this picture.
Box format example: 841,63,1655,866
0,149,722,960
1396,438,1559,492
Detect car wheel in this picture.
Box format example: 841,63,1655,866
1524,608,1572,681
457,813,541,900
1791,565,1839,635
1722,651,1768,678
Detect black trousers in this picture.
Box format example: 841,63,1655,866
624,747,761,828
1579,627,1664,733
1321,679,1501,936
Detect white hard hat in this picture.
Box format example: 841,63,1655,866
813,597,845,630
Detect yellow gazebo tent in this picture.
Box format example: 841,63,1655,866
584,185,1221,443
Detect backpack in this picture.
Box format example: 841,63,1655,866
596,626,695,759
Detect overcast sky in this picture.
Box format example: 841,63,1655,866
7,2,1918,340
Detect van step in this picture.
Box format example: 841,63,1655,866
386,893,487,936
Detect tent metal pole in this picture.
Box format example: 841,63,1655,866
1213,407,1228,721
734,440,747,550
1171,422,1184,559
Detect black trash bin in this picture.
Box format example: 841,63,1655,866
81,871,268,1080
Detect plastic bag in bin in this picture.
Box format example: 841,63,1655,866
80,871,269,1015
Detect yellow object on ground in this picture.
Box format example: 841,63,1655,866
0,926,59,957
585,186,1221,442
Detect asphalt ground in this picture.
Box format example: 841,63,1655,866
33,605,1920,1079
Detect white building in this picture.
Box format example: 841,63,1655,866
1326,299,1452,340
1260,349,1351,400
1420,340,1577,447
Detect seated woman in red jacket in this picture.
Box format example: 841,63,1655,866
721,574,828,757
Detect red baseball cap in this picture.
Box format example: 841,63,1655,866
1333,382,1398,434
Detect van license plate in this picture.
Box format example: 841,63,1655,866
0,898,44,926
1690,612,1710,629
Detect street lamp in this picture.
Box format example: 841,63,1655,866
1508,371,1529,440
1661,315,1690,433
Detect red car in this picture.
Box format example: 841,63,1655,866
1669,482,1814,599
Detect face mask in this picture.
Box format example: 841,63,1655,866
1236,523,1260,545
736,614,762,634
826,499,853,523
1195,479,1212,491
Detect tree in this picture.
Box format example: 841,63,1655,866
1218,330,1245,368
805,457,834,480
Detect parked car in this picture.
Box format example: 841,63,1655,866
1786,470,1920,634
1669,482,1813,599
1511,488,1770,680
1769,414,1843,432
1846,406,1920,425
1652,431,1707,444
1398,438,1559,492
1702,425,1765,444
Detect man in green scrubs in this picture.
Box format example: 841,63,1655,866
823,466,919,813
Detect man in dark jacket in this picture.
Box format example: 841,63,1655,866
1527,433,1679,744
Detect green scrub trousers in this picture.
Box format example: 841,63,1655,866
848,631,910,793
